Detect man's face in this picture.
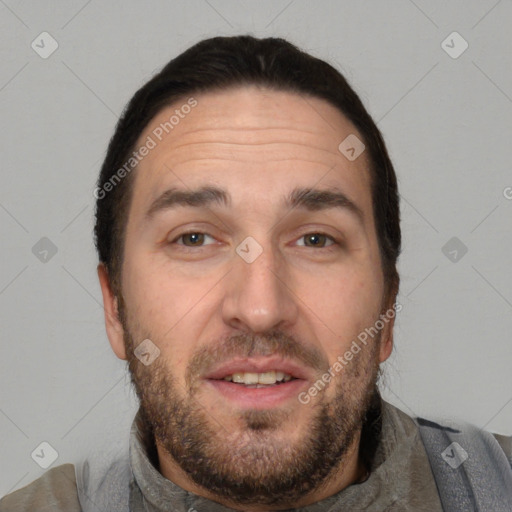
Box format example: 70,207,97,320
104,86,394,509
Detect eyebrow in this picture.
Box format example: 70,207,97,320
144,185,364,224
145,187,229,220
288,187,364,224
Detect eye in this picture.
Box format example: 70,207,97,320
173,232,216,247
169,231,338,250
296,233,336,248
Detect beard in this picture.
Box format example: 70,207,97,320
120,306,382,508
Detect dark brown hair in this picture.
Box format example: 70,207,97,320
94,35,401,300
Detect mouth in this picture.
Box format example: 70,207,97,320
221,370,295,386
203,358,311,409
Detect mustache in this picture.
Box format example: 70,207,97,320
186,330,329,386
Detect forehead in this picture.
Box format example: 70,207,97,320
129,86,372,220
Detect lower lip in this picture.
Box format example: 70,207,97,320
205,379,307,409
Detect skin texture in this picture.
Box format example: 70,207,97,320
97,86,396,511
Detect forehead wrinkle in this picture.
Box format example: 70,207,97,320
146,131,343,157
169,140,338,149
140,111,350,153
156,125,343,147
151,125,327,136
169,158,342,166
145,139,350,171
158,143,342,165
137,91,366,176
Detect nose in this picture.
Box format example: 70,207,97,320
221,239,299,334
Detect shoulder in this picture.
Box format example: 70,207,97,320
0,463,81,512
382,400,512,464
493,432,512,463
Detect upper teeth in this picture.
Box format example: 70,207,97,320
223,371,293,385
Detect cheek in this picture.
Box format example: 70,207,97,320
304,264,382,316
123,246,181,317
122,252,212,361
303,266,384,355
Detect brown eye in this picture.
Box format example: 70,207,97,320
299,233,335,248
182,233,204,246
175,232,215,247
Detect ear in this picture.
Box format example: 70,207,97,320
378,312,394,363
97,263,127,360
378,283,399,364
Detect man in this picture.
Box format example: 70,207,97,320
1,35,511,512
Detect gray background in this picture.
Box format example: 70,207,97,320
1,0,511,496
